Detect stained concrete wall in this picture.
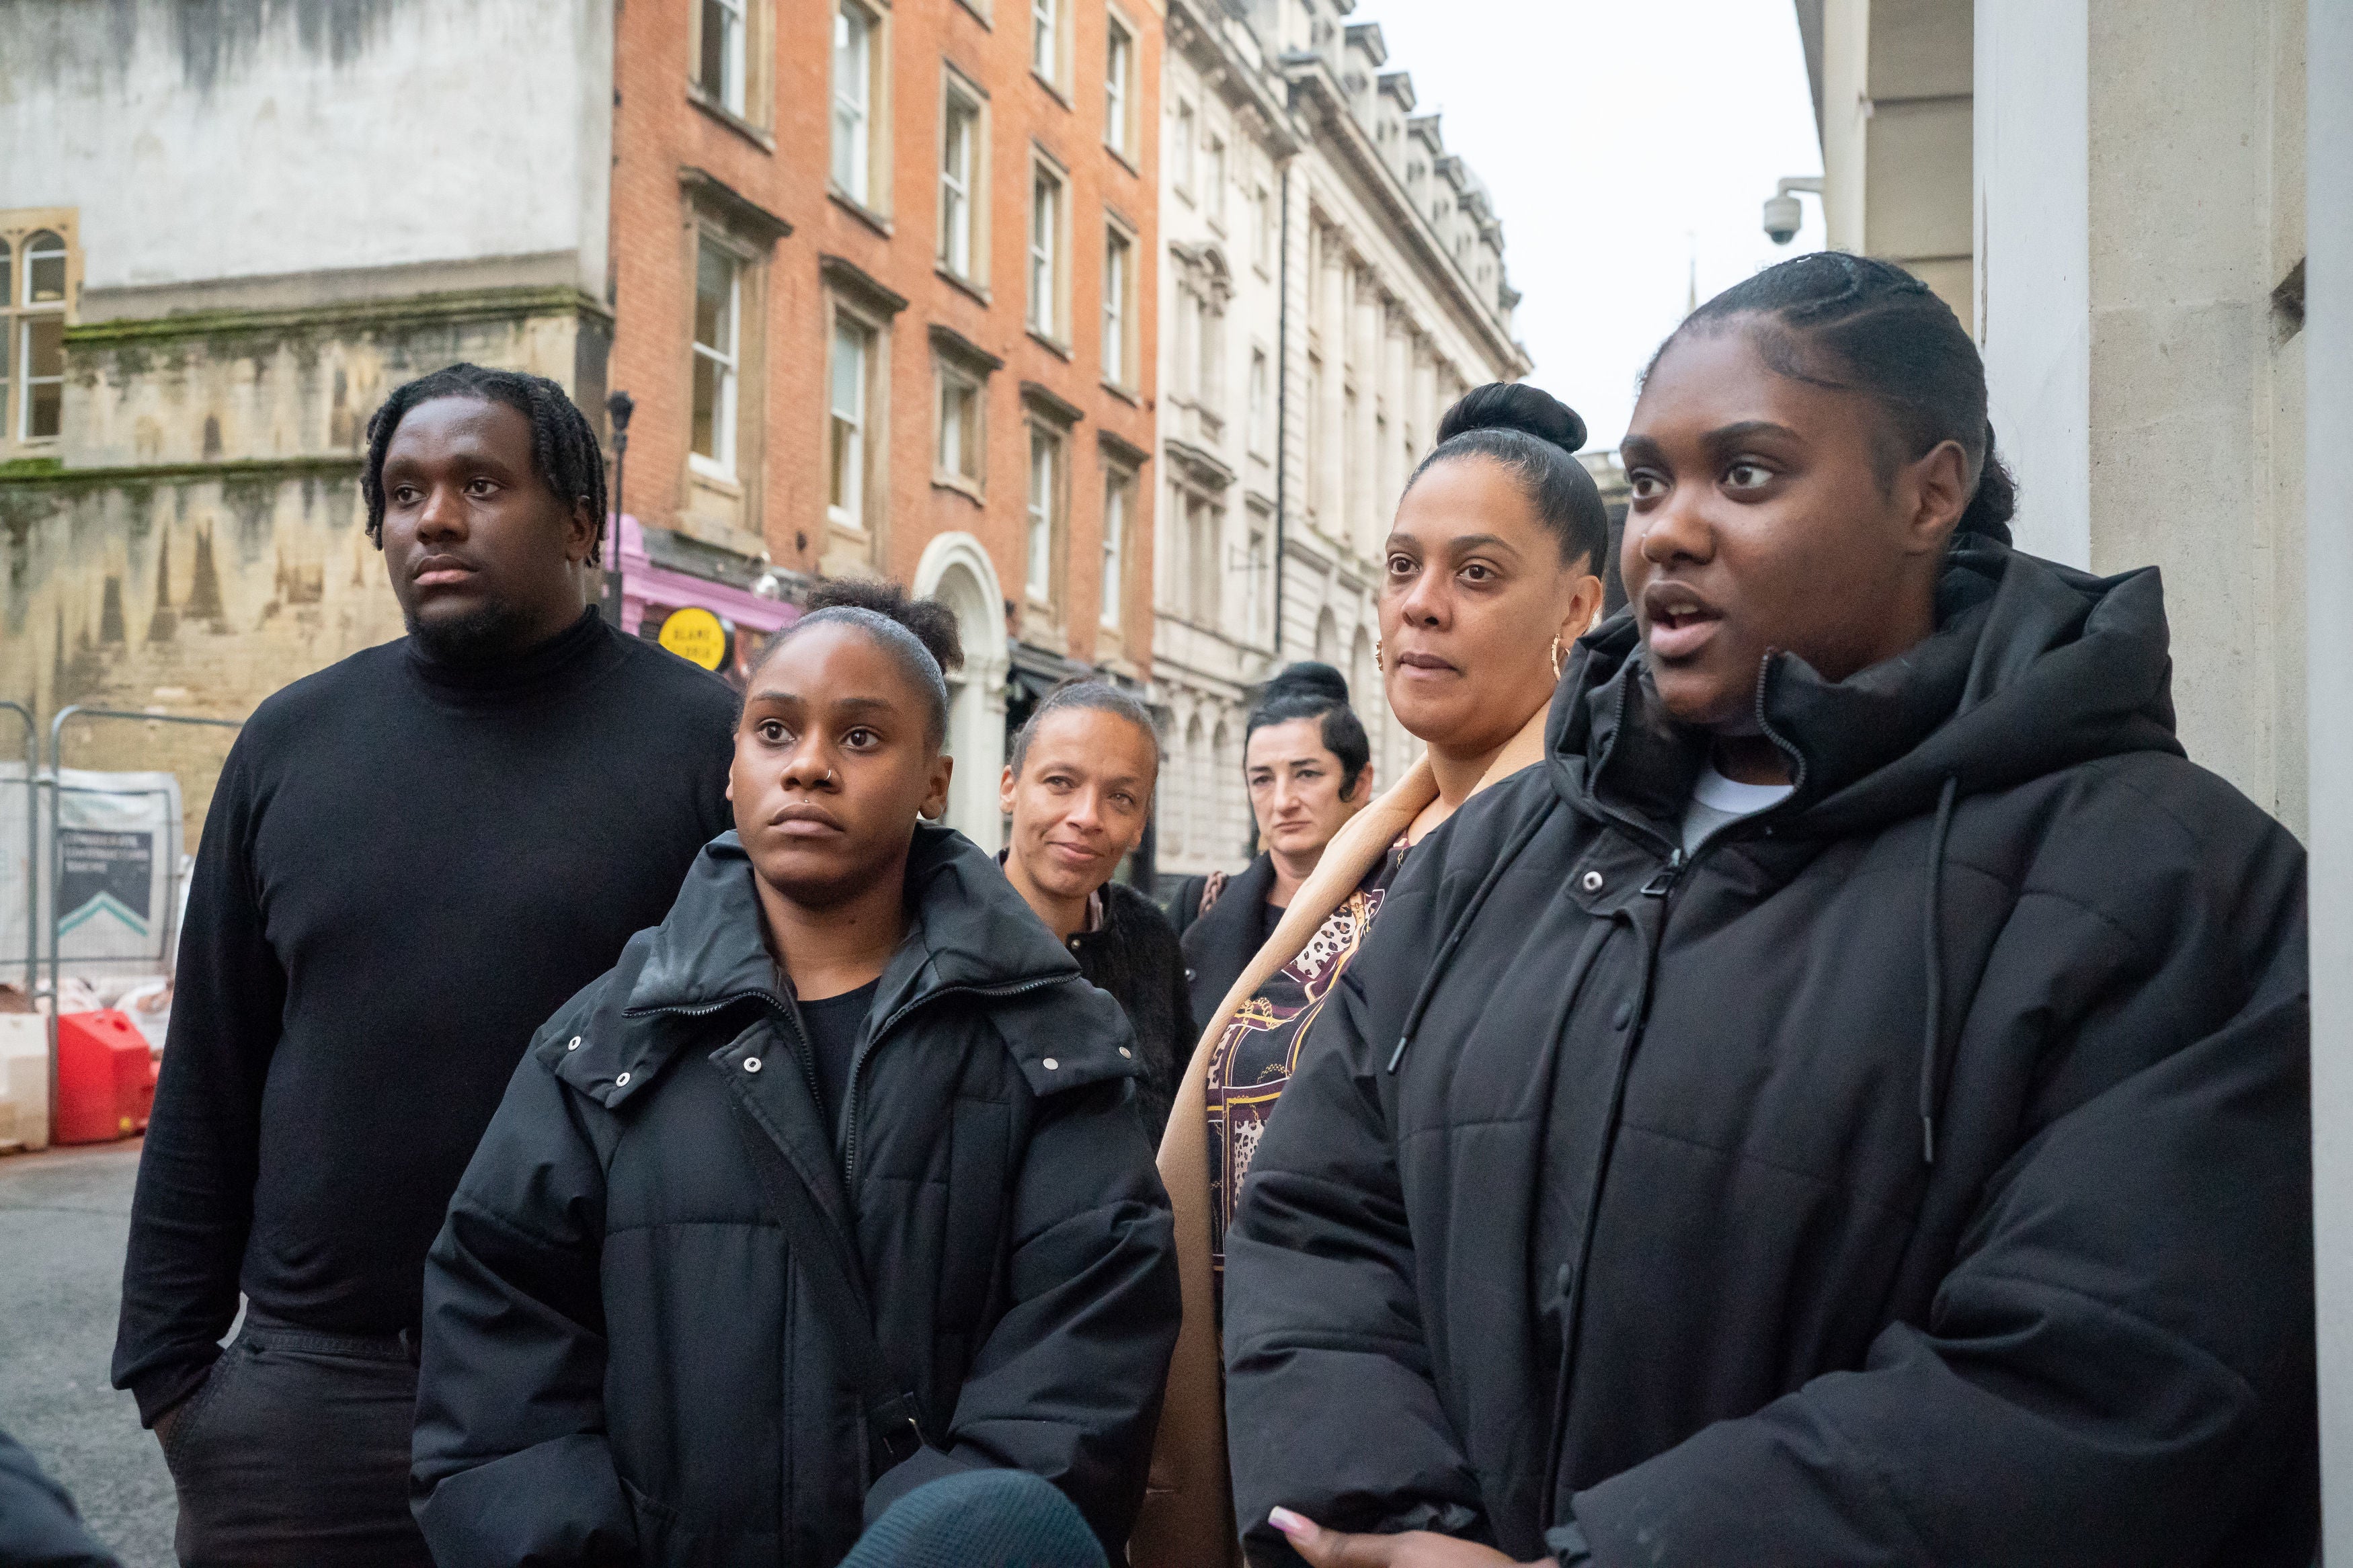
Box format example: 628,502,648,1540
0,296,602,843
0,0,616,837
0,0,613,303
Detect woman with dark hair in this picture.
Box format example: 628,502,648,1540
411,581,1181,1568
1133,384,1609,1568
1174,663,1376,1028
1227,253,2313,1568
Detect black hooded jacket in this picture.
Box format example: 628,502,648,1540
1223,542,2314,1566
412,827,1182,1568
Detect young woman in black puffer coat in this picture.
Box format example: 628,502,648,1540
411,583,1180,1568
1228,254,2314,1568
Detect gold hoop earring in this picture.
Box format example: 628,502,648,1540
1550,636,1566,681
1373,638,1384,673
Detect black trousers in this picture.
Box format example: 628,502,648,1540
159,1310,432,1568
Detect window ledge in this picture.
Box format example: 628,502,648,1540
1105,142,1140,177
938,266,993,307
932,474,987,506
1027,327,1072,361
955,0,992,24
1100,379,1139,407
1031,70,1072,108
829,188,895,239
688,456,743,492
688,89,777,153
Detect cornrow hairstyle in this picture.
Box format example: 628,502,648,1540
752,579,965,749
1244,661,1371,797
1009,678,1162,778
1402,383,1610,575
1660,251,2017,544
361,363,610,563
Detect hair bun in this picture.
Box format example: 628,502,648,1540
1262,661,1350,707
1436,382,1587,456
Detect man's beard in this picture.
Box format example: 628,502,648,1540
405,597,536,665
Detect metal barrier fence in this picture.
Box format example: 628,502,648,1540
1,702,33,997
34,706,245,1142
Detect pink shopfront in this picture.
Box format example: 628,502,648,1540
610,517,799,689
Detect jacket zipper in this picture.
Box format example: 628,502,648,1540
841,975,1068,1187
633,974,1073,1189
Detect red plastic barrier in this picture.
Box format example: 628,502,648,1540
56,1009,158,1145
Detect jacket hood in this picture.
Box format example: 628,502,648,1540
1548,538,2185,841
625,824,1083,1024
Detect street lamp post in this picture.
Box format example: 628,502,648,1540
605,390,635,626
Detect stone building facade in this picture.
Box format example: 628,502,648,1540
1796,0,2310,837
0,0,615,835
608,0,1164,852
2,0,1161,861
1152,0,1530,878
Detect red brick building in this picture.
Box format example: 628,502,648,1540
608,0,1162,845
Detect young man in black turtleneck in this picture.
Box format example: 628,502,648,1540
113,365,739,1567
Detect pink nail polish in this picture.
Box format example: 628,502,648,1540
1269,1508,1309,1537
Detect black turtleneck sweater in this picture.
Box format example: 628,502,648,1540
114,609,738,1423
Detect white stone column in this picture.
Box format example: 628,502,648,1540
2308,0,2353,1551
1978,0,2305,829
1318,233,1348,542
1382,310,1409,520
1413,349,1439,460
1351,274,1380,556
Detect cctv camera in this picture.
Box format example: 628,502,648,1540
1762,194,1802,245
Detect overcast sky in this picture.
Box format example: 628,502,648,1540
1370,0,1827,452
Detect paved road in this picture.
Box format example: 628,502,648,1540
0,1140,175,1567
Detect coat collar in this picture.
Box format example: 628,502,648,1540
1549,538,2185,843
552,825,1129,1116
625,825,1082,1022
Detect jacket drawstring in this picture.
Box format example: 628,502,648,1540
1919,775,1959,1165
1387,796,1560,1073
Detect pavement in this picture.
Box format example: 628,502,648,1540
0,1139,175,1567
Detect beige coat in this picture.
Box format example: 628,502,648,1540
1127,708,1553,1567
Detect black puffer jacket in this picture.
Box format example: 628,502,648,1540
1224,541,2314,1566
413,827,1181,1568
1068,880,1195,1141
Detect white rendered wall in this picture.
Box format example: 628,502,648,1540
0,0,612,301
1975,0,2091,569
2306,0,2351,1546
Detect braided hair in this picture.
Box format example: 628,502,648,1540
361,363,611,563
1659,253,2016,544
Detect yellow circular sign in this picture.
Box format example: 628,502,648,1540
657,606,728,670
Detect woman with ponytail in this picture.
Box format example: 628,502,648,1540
1132,385,1609,1568
1226,253,2313,1568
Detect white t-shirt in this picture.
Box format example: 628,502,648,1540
1679,764,1794,854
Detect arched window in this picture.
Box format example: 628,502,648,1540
1314,606,1339,665
2,221,73,447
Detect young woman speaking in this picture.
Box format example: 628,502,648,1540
410,582,1180,1568
1225,254,2313,1567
